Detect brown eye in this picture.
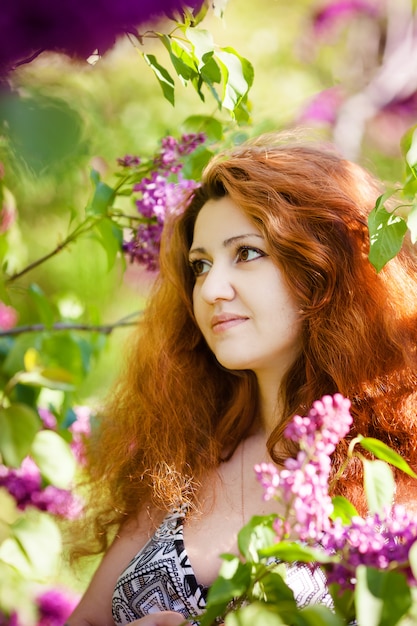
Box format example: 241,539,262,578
236,246,265,263
190,259,211,277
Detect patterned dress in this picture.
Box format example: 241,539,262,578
112,508,333,625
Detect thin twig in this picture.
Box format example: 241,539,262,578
0,315,142,338
5,218,100,284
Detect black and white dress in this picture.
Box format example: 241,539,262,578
112,508,332,625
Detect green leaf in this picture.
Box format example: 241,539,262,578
181,146,214,180
225,602,286,626
359,436,417,478
216,47,254,120
405,127,417,175
201,53,222,84
86,170,115,216
328,584,356,623
237,514,277,562
330,495,359,524
182,115,224,141
298,604,345,626
259,541,334,564
0,403,40,467
355,565,412,626
208,555,251,603
254,569,297,614
92,218,123,270
401,124,417,160
0,514,62,580
407,203,417,244
362,458,395,515
182,1,209,26
2,333,43,377
30,429,76,488
199,556,251,626
185,27,215,68
216,49,247,111
16,369,75,392
41,332,88,380
159,35,197,83
28,283,55,329
0,92,84,175
143,54,175,106
368,200,408,272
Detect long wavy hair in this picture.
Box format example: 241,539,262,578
75,135,417,556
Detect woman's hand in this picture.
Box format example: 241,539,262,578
129,611,189,626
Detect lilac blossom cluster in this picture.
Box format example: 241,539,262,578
255,394,353,541
0,456,82,519
0,588,78,626
322,505,417,589
122,133,204,271
36,588,79,626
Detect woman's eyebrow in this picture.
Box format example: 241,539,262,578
189,233,263,256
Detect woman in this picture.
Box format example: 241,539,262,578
68,134,417,626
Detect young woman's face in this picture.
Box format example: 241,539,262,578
189,196,302,380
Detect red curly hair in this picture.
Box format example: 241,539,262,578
77,136,417,556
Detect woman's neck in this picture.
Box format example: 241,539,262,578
256,371,285,435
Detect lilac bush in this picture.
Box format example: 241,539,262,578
0,456,82,519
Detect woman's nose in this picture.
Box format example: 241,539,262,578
199,264,235,303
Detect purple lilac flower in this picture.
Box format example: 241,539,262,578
134,172,199,222
322,505,417,590
117,155,141,168
124,175,198,271
255,394,353,541
0,0,204,75
38,407,58,430
313,0,380,36
0,456,82,518
0,301,18,331
69,405,92,465
122,133,204,271
36,588,79,626
0,611,20,626
153,133,206,172
298,87,344,125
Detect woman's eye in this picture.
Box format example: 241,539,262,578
190,259,211,277
236,246,265,263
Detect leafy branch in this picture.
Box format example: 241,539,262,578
129,2,254,122
368,125,417,272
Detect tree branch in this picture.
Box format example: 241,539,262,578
0,313,142,337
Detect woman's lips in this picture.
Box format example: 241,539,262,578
211,313,249,333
